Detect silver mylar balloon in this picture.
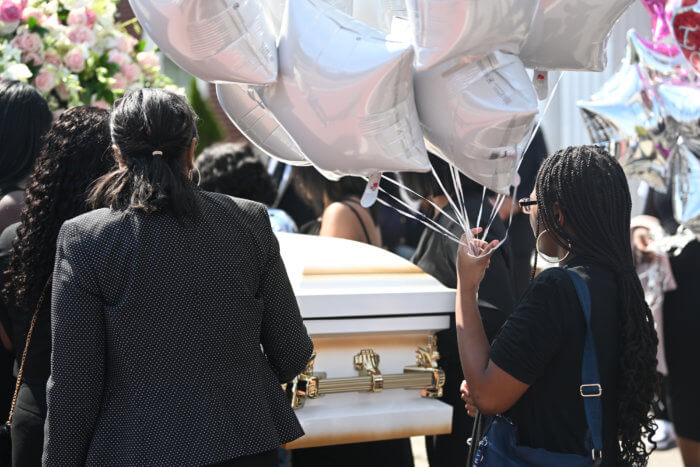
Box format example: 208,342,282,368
262,0,430,179
671,142,700,237
263,0,353,35
352,0,407,33
578,59,671,192
215,83,310,166
519,0,635,71
405,0,540,70
627,29,692,84
656,83,700,149
414,51,538,194
129,0,277,84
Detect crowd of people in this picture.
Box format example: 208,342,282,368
0,79,698,466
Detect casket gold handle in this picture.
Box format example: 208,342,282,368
286,338,445,408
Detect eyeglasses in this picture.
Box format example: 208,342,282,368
518,197,537,214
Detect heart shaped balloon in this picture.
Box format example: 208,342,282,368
641,0,674,42
519,0,635,71
414,51,539,194
405,0,540,70
671,0,700,72
215,83,310,166
262,0,429,179
129,0,277,84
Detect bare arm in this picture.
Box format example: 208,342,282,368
455,235,529,415
318,202,366,243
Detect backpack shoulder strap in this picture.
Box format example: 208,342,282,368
564,268,603,465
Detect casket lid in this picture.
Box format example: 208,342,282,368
277,233,455,319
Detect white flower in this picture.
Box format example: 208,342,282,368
2,62,32,80
0,19,19,35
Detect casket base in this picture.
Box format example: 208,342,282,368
284,391,452,449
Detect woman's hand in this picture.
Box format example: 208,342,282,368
457,229,499,293
460,380,477,418
631,226,654,264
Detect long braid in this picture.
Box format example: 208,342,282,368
535,145,658,465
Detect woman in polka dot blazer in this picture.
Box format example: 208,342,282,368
42,89,313,467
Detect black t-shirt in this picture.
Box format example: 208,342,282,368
490,258,620,465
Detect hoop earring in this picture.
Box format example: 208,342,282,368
536,230,570,264
189,167,200,186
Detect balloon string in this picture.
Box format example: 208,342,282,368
430,165,470,232
380,174,464,230
375,188,462,243
376,71,566,257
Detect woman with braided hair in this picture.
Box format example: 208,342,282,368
0,106,114,466
457,145,658,465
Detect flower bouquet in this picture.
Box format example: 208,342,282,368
0,0,178,110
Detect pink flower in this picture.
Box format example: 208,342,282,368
67,7,87,26
136,51,159,70
107,49,128,68
22,51,42,66
0,1,22,23
64,48,85,73
67,25,95,46
90,97,109,110
21,7,42,23
114,33,137,53
12,32,41,53
34,68,55,93
111,73,127,90
44,51,61,67
85,8,96,25
121,62,140,82
55,83,70,101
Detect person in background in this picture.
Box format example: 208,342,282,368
290,167,408,467
634,188,700,466
0,106,114,467
42,89,312,466
458,145,658,466
401,153,513,467
0,79,52,426
0,80,52,234
497,129,548,299
293,167,382,247
196,142,298,233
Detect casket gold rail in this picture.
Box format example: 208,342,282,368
285,338,446,409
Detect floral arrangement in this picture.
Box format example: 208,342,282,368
0,0,179,110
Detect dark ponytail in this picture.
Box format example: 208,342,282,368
89,88,199,221
535,145,658,465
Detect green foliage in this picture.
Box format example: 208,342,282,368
187,77,224,156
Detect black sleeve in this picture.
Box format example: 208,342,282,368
44,221,106,466
255,206,313,383
490,268,573,385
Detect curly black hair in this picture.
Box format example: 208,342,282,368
195,142,277,206
535,145,658,465
2,106,114,314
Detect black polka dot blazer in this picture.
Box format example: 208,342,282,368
43,191,313,466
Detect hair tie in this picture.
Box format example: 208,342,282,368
152,150,163,156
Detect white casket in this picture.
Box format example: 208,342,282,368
276,233,455,449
